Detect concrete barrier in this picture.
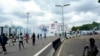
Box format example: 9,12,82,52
34,38,65,56
52,38,61,50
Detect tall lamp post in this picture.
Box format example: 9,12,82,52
55,4,70,37
27,12,30,34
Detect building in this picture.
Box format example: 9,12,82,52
0,25,25,37
38,21,70,36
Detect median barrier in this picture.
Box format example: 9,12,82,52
52,38,61,50
34,38,64,56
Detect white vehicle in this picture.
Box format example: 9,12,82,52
67,34,73,38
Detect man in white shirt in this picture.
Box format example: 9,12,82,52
18,33,24,50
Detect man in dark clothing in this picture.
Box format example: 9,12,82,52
37,34,39,40
40,34,42,39
0,33,8,54
32,33,36,45
83,38,99,56
59,33,61,37
44,33,46,38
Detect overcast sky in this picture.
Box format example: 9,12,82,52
0,0,100,29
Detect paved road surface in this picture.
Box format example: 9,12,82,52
0,36,59,56
58,35,100,56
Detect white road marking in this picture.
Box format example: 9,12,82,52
68,55,74,56
34,42,52,56
57,39,66,56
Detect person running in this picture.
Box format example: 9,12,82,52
83,38,99,56
18,33,24,50
8,34,13,46
25,34,29,44
0,33,8,54
32,33,36,45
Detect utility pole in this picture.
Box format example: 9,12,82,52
55,4,70,37
27,12,29,34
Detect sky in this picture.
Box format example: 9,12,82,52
0,0,100,32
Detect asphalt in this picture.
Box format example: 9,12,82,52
57,35,100,56
0,36,59,56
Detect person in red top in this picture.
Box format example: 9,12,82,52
25,34,29,44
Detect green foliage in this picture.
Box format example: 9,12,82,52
71,21,100,31
72,26,77,31
99,0,100,3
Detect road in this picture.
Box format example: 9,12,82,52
57,35,100,56
0,36,59,56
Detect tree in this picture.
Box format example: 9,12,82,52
98,0,100,3
71,22,99,31
71,26,77,31
92,21,99,27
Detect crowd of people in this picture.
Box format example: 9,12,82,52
0,32,46,54
0,32,99,56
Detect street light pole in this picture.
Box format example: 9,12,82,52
55,4,70,37
61,6,64,35
27,12,29,34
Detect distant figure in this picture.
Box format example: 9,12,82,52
83,38,99,56
14,33,16,42
12,34,15,46
0,33,8,54
37,34,40,40
25,34,29,44
18,33,24,50
8,34,14,46
44,33,46,38
32,33,36,45
40,34,42,39
65,32,67,38
59,33,61,37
